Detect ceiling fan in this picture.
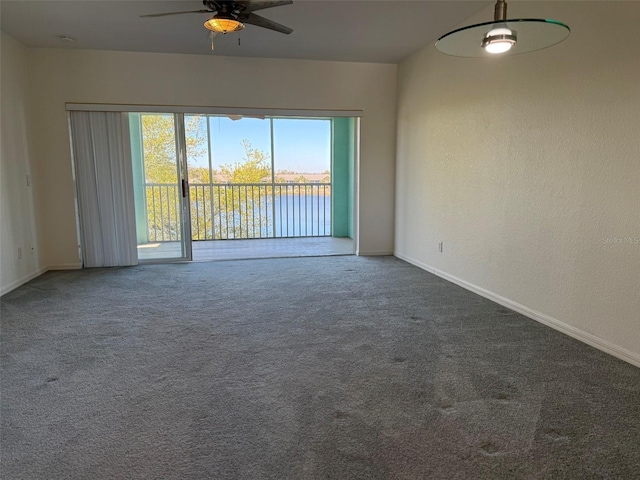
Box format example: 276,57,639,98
141,0,294,35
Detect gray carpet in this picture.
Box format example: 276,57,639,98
1,256,639,479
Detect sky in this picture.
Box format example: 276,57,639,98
188,115,331,173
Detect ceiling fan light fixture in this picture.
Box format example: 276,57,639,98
204,16,245,34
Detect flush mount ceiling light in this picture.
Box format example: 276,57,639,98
204,13,244,34
436,0,570,57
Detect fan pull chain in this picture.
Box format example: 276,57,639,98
210,31,217,51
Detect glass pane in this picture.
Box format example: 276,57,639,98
209,116,271,181
436,18,570,57
131,113,187,261
208,116,272,241
273,118,332,237
184,115,211,242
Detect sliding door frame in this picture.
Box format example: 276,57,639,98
175,113,193,262
67,103,362,261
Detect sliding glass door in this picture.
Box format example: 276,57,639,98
127,111,354,263
130,113,191,262
68,104,359,266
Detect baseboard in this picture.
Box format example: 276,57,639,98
46,263,83,271
1,263,83,297
0,267,48,297
395,252,640,369
357,250,394,256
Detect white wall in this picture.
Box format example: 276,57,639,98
0,33,43,294
395,2,640,365
25,49,396,268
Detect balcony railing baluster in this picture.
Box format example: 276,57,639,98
144,182,331,242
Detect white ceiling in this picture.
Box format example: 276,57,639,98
0,0,491,64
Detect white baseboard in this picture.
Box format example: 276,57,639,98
357,250,394,256
0,267,48,297
46,263,82,271
395,252,640,369
1,263,82,296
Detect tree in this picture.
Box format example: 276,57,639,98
219,140,271,183
142,114,206,183
211,140,273,240
141,114,206,241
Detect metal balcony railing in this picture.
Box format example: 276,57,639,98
145,182,331,242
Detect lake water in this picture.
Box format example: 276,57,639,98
191,194,331,240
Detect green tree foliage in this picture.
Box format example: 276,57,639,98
142,114,207,183
200,140,273,240
142,114,206,241
219,139,271,183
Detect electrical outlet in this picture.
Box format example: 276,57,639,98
438,242,443,253
26,174,31,187
18,248,23,260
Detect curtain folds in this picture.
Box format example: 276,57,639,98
70,111,138,267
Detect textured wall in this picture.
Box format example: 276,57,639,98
395,2,640,361
26,49,397,268
0,33,42,294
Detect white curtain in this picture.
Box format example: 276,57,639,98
70,111,138,267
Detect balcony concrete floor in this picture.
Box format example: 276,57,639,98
137,237,354,262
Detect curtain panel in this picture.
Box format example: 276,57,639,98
69,111,138,267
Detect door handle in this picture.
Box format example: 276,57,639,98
182,179,188,198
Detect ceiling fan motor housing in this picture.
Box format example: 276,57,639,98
203,1,243,15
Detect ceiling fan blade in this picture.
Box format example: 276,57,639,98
241,1,293,14
140,9,214,18
241,12,293,34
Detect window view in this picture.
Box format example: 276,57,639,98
131,112,353,262
131,113,187,260
273,118,331,237
187,115,272,241
185,115,332,241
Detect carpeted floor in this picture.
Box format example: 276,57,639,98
1,256,639,479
